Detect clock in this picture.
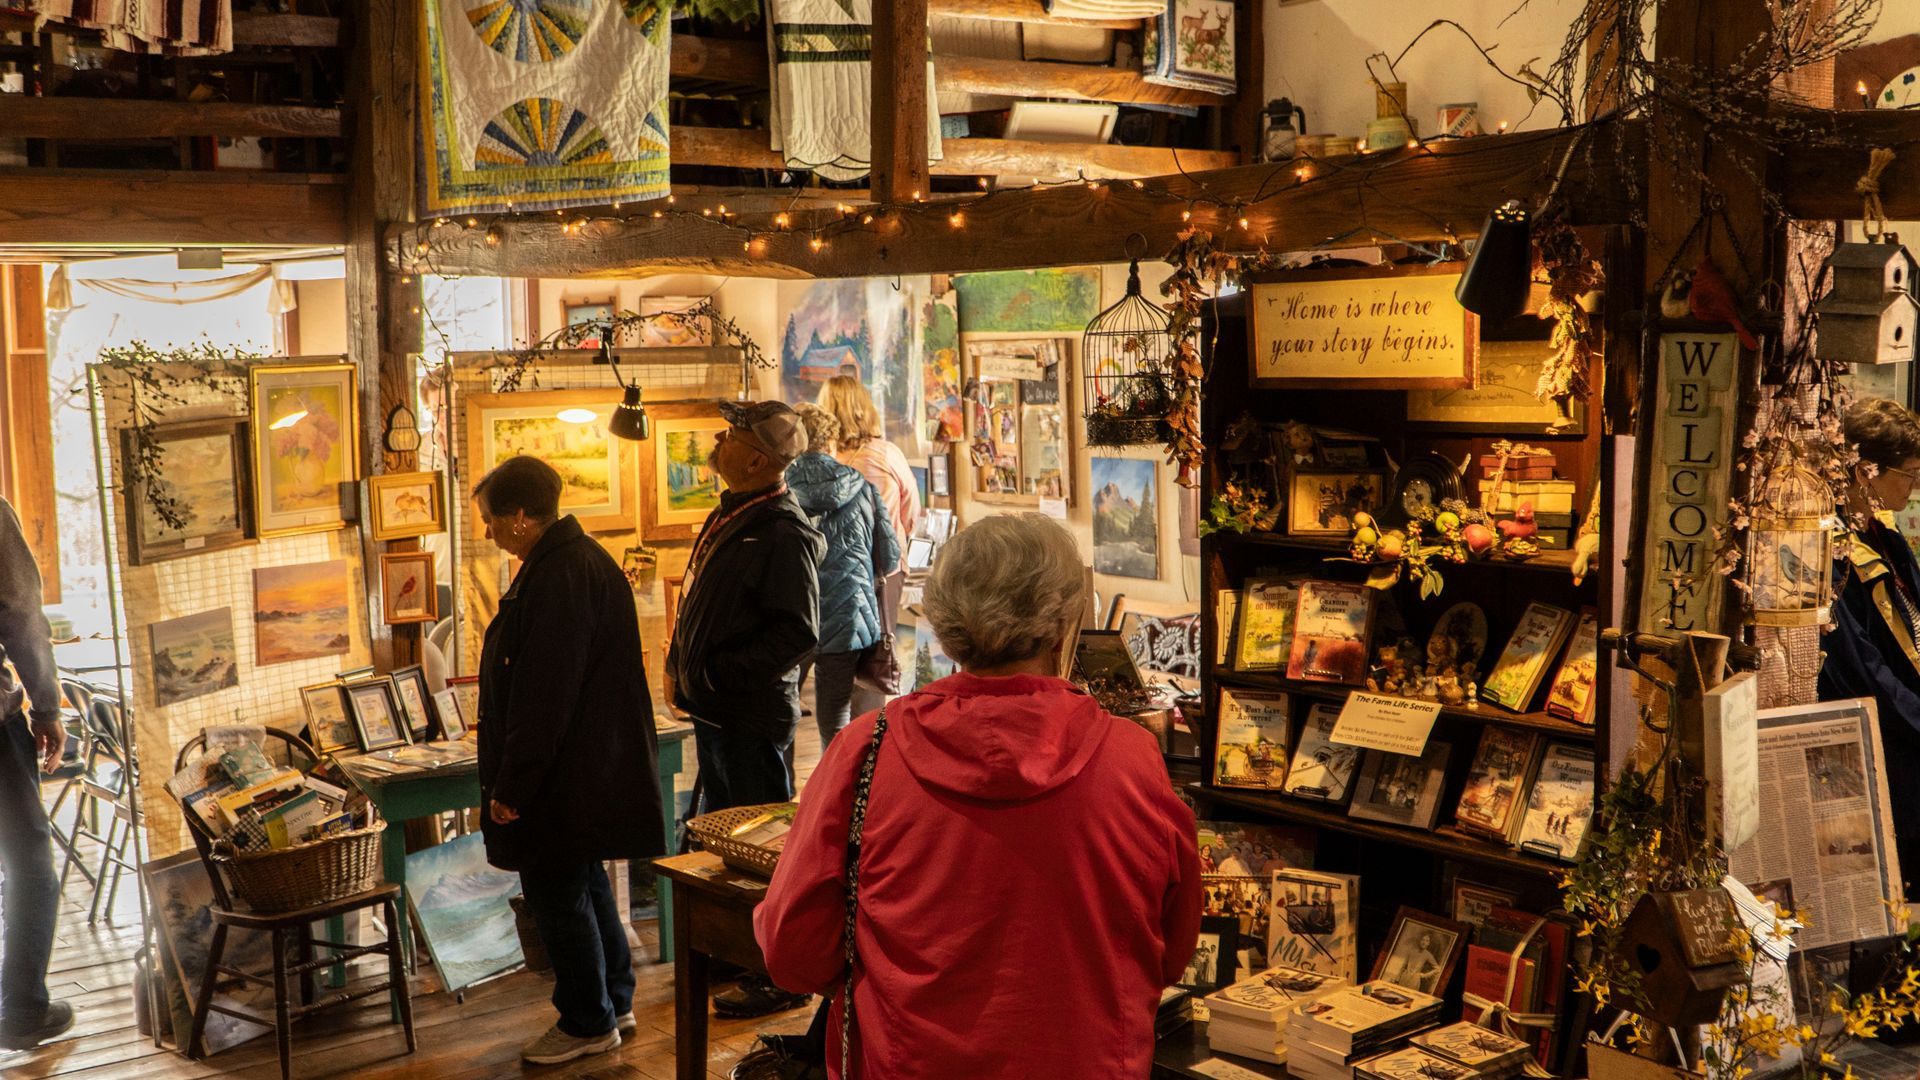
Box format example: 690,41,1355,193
1387,452,1465,527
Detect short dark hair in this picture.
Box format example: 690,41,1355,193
1844,398,1920,469
472,455,563,520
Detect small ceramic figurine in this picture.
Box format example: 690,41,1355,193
1436,672,1466,706
1279,420,1318,464
1460,661,1480,707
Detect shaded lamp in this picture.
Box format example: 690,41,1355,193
1455,200,1532,322
609,382,650,441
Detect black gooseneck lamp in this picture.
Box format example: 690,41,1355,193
1454,199,1532,322
596,320,652,442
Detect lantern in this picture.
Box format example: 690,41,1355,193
1815,240,1920,365
1746,457,1833,628
1081,235,1175,446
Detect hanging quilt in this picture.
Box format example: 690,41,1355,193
768,0,941,183
1141,0,1236,97
419,0,672,216
32,0,230,55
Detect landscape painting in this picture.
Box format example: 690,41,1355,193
148,608,240,707
123,419,252,565
1091,456,1160,579
253,560,352,665
250,363,356,538
147,851,277,1054
778,278,920,451
912,619,958,690
922,291,964,442
954,268,1101,332
639,404,729,540
406,833,525,993
467,389,633,534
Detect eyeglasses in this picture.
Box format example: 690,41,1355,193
1887,465,1920,485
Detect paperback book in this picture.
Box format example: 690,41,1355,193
1481,602,1576,712
1287,580,1375,686
1233,578,1301,672
1207,965,1350,1025
1513,742,1596,860
1284,704,1361,803
1214,688,1293,790
1267,869,1360,981
1454,728,1545,842
1412,1022,1534,1075
1355,1044,1482,1080
1287,980,1444,1056
1543,611,1599,724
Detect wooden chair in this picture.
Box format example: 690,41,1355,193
175,729,415,1080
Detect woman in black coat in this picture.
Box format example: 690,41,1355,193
472,455,661,1066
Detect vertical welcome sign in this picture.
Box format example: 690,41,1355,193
1638,331,1741,633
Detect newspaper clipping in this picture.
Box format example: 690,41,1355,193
1728,699,1903,951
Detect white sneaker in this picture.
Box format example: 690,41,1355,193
616,1011,637,1037
522,1023,621,1065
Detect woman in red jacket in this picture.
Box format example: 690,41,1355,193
755,513,1203,1078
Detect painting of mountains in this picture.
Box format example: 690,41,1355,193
147,851,278,1054
1091,456,1159,579
406,833,525,993
148,607,240,707
254,560,353,665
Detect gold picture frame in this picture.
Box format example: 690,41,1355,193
249,361,359,538
637,402,729,540
464,388,637,535
966,337,1074,507
366,471,446,541
380,551,439,625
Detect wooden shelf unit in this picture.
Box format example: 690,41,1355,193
1212,671,1597,740
1209,531,1584,574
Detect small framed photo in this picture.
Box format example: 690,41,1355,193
1371,906,1469,997
299,681,357,756
1073,629,1144,690
929,451,951,497
389,664,437,743
1347,743,1453,831
1449,879,1518,929
1177,915,1240,996
380,551,438,625
432,687,470,739
1287,468,1388,535
564,300,614,349
366,471,445,541
904,535,936,572
637,296,713,347
447,674,480,731
344,675,409,752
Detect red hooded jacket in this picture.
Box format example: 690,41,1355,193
755,673,1203,1078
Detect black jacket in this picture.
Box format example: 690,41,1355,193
668,486,825,740
478,515,663,871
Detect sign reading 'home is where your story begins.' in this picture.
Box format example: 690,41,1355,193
1246,265,1479,389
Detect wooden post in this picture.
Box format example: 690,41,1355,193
870,0,930,204
0,265,57,602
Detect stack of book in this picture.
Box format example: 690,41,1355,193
1158,986,1195,1041
1285,980,1443,1080
1410,1022,1535,1078
167,741,357,852
1462,908,1570,1067
1202,965,1349,1064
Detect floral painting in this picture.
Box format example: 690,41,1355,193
406,833,525,993
954,268,1100,333
250,364,357,538
148,608,240,707
253,560,352,665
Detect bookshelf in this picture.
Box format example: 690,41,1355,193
1212,672,1596,741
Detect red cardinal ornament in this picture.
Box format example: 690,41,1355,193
1496,502,1538,542
1687,257,1759,350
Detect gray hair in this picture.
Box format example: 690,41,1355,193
924,514,1085,669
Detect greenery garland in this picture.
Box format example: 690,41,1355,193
96,341,254,532
487,298,772,392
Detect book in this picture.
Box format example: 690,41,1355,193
1233,578,1301,672
1216,589,1241,666
1206,1015,1288,1064
211,768,305,830
1481,603,1576,712
1460,945,1536,1032
217,743,278,788
1267,869,1360,981
1356,1045,1484,1080
1476,479,1577,514
1205,874,1275,970
1287,981,1443,1056
1478,908,1569,1067
1287,580,1375,686
1412,1022,1534,1073
1543,611,1599,724
1214,689,1293,789
1455,729,1545,841
1347,743,1453,831
730,805,799,852
1206,965,1350,1025
1513,743,1596,860
1283,704,1361,803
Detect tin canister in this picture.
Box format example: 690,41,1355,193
1438,102,1483,137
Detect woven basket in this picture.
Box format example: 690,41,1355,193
214,823,385,911
686,803,795,879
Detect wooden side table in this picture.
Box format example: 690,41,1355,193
652,851,773,1080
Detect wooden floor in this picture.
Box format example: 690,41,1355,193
2,716,830,1080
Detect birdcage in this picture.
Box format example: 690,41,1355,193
1745,455,1834,628
1082,237,1175,446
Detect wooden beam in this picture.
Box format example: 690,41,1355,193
231,12,343,48
0,96,341,139
670,34,768,87
1226,0,1266,163
928,0,1138,29
670,124,1238,180
1,264,56,603
1778,108,1920,220
0,169,345,245
871,0,930,204
934,55,1221,108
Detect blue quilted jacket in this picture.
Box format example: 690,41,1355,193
787,452,900,655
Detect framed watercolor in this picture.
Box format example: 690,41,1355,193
1177,915,1241,996
344,675,409,751
390,664,438,742
366,471,445,541
448,674,480,732
380,551,438,625
121,417,254,565
249,361,358,538
432,687,469,739
1089,455,1159,580
404,833,525,993
637,402,729,540
1370,906,1469,997
563,300,614,349
637,296,713,347
1286,468,1388,536
465,389,636,535
1406,338,1588,434
300,681,358,756
1244,263,1478,390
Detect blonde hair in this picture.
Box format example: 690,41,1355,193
924,514,1085,669
793,402,841,453
817,375,883,452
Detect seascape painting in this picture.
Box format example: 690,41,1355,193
1091,457,1159,579
406,833,525,993
148,608,240,707
133,428,244,550
147,852,277,1054
778,278,920,450
251,364,356,537
253,560,352,665
954,268,1100,332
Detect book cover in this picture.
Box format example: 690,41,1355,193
1543,610,1599,723
1412,1022,1533,1070
1287,580,1375,686
1356,1045,1481,1080
1198,821,1317,876
1455,728,1544,840
1348,743,1453,831
1215,689,1293,790
1284,704,1361,803
1479,907,1569,1066
1233,578,1301,672
1514,743,1596,860
1481,602,1575,712
1205,874,1275,970
1216,588,1241,666
1288,981,1443,1054
1267,869,1361,982
1207,965,1350,1024
1461,945,1537,1030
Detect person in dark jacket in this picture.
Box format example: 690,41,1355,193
472,456,662,1065
788,404,899,749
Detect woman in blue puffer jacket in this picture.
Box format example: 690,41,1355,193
787,404,901,747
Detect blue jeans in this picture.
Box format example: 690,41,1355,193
517,859,633,1039
0,712,56,1024
693,721,793,813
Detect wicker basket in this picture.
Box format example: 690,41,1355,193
686,803,796,879
214,823,385,911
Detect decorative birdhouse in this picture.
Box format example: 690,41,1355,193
1746,456,1834,628
1816,240,1920,365
1612,889,1746,1028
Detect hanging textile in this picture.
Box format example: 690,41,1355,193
74,267,271,304
419,0,672,216
767,0,941,183
30,0,231,55
1141,0,1236,96
1044,0,1164,20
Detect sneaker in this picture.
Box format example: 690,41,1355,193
713,976,811,1019
521,1023,620,1065
1,1002,75,1050
615,1011,637,1037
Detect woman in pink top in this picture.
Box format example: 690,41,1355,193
817,376,920,561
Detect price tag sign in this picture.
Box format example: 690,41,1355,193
1329,692,1441,756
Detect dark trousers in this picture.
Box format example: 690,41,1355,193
813,650,884,753
694,721,793,813
0,712,56,1023
518,859,634,1039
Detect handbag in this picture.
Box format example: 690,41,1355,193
853,570,904,695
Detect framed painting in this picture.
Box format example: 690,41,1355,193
366,471,445,541
253,560,352,666
380,551,438,625
638,296,713,347
1286,468,1389,535
344,675,408,751
390,664,438,742
1090,455,1159,580
121,417,254,565
148,608,240,707
1406,337,1588,434
404,833,525,993
448,674,480,732
563,300,613,349
966,341,1074,506
638,402,729,541
1244,264,1478,390
249,362,358,538
432,686,469,739
465,389,636,535
300,681,358,755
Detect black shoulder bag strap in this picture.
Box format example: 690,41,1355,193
838,703,888,1078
